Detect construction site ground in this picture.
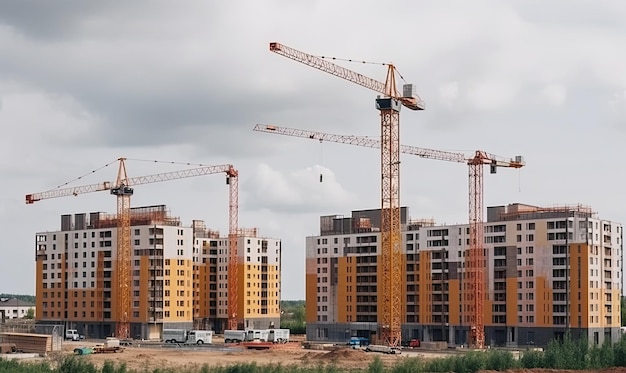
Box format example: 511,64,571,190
52,335,458,371
8,336,626,373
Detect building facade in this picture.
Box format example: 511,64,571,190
305,203,623,347
34,205,281,339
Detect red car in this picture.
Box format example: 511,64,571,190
408,339,421,348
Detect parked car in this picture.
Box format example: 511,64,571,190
65,329,83,341
401,339,420,348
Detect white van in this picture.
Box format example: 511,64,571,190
187,330,213,345
65,329,81,341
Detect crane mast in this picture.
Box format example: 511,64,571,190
110,158,133,339
226,166,239,330
377,95,402,346
254,124,524,348
270,42,424,347
26,159,241,339
468,158,484,348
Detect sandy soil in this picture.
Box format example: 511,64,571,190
60,338,446,371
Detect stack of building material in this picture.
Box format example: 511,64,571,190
0,332,52,356
0,343,16,354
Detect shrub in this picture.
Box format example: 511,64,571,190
389,357,425,373
520,349,544,368
367,357,384,373
484,350,517,371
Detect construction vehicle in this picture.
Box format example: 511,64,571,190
187,330,213,345
162,329,188,344
223,330,247,343
269,42,424,347
365,344,401,354
254,124,525,348
94,338,125,353
26,158,240,339
267,329,290,344
348,337,370,347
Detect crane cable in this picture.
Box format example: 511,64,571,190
47,159,119,192
47,158,220,193
318,55,409,84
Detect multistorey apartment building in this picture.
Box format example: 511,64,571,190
193,221,282,331
34,205,281,339
305,203,622,347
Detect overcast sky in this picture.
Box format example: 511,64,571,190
1,1,625,300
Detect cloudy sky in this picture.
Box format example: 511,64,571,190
1,1,625,300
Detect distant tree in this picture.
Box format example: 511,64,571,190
280,300,305,334
23,308,35,319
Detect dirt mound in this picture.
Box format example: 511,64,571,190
300,348,364,362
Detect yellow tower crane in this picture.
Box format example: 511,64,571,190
26,158,240,338
254,124,525,348
269,42,424,347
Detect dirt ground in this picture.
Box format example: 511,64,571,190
55,339,626,372
58,337,451,371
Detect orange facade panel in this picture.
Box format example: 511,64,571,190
35,259,44,320
448,278,460,326
570,243,589,329
535,276,552,326
505,277,517,325
305,273,318,323
336,256,357,322
195,264,208,318
418,251,431,325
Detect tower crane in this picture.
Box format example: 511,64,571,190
26,158,240,338
253,124,525,348
269,42,424,347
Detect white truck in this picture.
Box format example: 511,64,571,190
267,329,290,343
365,344,401,354
187,330,213,345
246,329,269,342
162,329,188,343
224,329,274,343
224,330,247,343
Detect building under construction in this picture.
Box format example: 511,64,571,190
34,205,281,339
305,203,622,347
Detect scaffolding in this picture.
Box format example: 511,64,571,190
91,205,181,229
494,203,595,221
